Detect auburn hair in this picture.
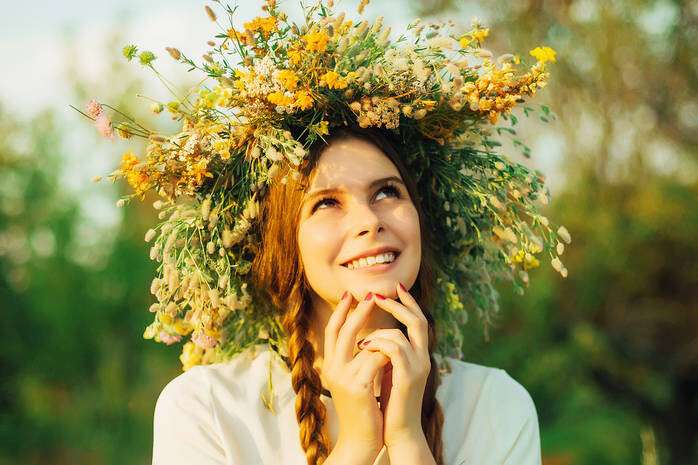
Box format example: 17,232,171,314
250,125,445,465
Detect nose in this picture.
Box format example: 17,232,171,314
348,201,385,238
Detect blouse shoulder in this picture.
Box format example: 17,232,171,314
151,344,277,465
436,355,542,465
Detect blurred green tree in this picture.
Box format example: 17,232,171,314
0,31,186,464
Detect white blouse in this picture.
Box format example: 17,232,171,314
151,343,541,465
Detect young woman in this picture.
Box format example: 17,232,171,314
151,127,542,465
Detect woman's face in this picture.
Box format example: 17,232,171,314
297,135,421,309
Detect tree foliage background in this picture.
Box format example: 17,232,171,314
1,1,696,464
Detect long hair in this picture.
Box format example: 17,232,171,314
250,125,445,465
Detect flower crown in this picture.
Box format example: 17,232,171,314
75,0,570,373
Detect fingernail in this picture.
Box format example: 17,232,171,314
359,339,371,348
341,290,349,300
357,338,365,348
364,292,373,301
375,293,386,300
399,282,407,292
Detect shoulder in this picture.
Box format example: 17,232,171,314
155,343,288,416
436,354,537,422
435,355,541,464
152,344,282,464
154,362,213,425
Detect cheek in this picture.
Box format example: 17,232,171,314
392,204,421,243
297,219,340,267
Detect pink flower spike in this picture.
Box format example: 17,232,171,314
95,113,114,140
192,330,218,349
85,99,103,118
158,331,182,346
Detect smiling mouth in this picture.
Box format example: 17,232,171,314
341,252,401,270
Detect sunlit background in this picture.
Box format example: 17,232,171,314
1,0,696,464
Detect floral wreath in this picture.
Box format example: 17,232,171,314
74,0,571,374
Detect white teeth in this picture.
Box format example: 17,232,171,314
346,252,396,270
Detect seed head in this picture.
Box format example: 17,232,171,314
165,47,181,60
204,5,217,22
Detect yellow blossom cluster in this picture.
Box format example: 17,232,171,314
529,46,557,65
119,152,152,198
244,16,278,38
304,30,330,52
275,69,299,90
319,71,348,89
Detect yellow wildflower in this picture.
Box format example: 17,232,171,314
524,252,540,270
212,139,232,160
471,27,490,43
320,71,348,90
120,151,139,171
226,28,240,40
529,46,557,64
304,31,330,52
294,89,314,110
244,16,278,38
288,49,303,65
276,69,299,90
120,151,151,195
459,36,471,48
179,341,203,371
173,320,193,336
419,100,437,110
317,120,329,135
267,91,294,106
188,158,214,185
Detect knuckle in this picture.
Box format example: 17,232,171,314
388,328,403,338
412,315,427,328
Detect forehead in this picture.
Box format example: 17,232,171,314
307,136,400,190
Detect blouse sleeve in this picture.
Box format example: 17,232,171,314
450,368,542,465
496,370,542,465
151,366,228,465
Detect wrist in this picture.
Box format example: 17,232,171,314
386,429,436,465
331,436,384,465
385,424,426,449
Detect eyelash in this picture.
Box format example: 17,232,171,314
311,182,402,213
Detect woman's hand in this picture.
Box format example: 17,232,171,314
359,281,431,448
322,290,392,458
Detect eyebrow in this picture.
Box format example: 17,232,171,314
303,175,405,206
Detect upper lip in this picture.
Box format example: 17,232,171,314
340,246,401,266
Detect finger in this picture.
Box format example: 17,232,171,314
335,294,376,363
352,348,391,385
373,295,428,352
362,328,413,356
324,291,354,362
395,281,424,318
361,337,411,379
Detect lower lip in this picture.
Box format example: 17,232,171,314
342,253,400,273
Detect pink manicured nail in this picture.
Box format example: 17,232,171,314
359,339,371,348
364,292,373,301
375,293,386,300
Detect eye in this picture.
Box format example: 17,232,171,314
311,183,402,213
375,182,401,201
312,196,338,212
